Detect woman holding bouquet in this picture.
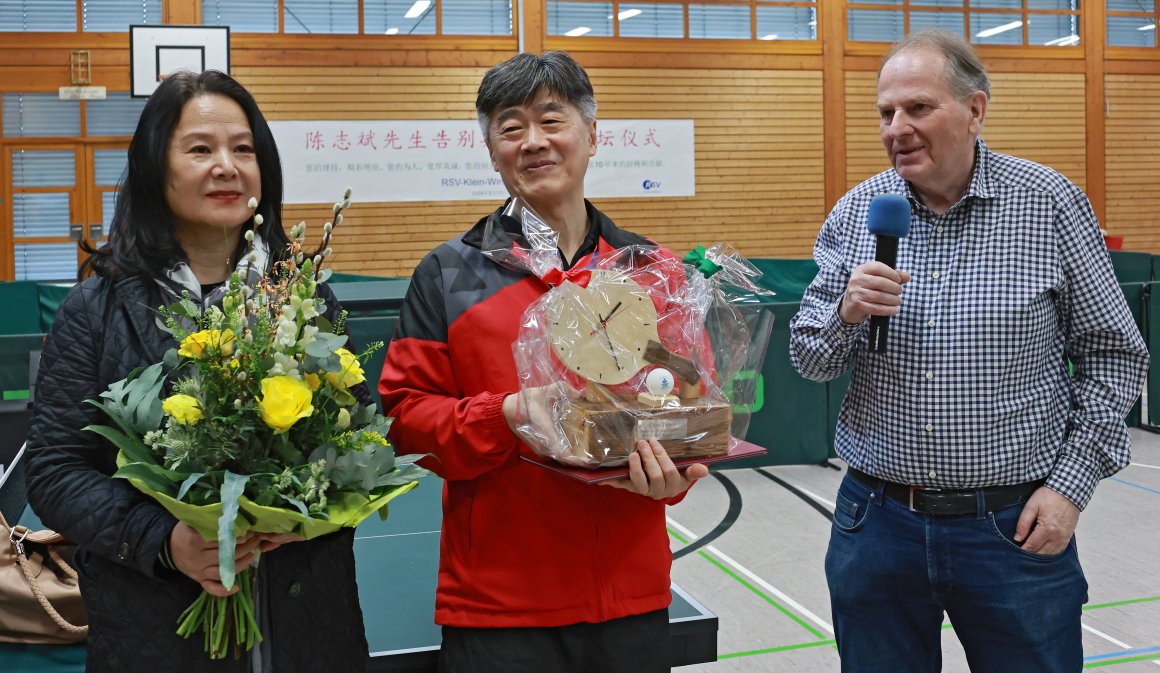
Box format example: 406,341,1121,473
25,71,370,672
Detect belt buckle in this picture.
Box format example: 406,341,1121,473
908,486,941,513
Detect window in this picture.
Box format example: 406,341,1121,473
847,0,1082,46
547,0,818,40
2,94,133,281
2,94,81,137
202,0,514,36
1107,0,1158,47
86,94,147,136
0,0,161,31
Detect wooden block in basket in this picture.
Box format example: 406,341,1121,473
560,398,732,466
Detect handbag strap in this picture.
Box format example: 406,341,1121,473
4,513,89,636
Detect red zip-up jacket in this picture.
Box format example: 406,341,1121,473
380,201,690,627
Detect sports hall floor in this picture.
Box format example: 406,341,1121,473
667,428,1160,671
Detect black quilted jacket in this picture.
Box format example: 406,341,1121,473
25,273,370,673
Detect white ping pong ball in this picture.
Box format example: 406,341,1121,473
645,368,675,396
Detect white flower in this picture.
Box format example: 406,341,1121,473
253,214,264,227
247,197,258,209
297,324,319,349
245,230,255,242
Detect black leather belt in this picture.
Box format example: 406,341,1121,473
848,467,1043,516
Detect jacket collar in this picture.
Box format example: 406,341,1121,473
461,198,651,272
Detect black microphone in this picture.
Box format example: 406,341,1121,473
866,194,911,353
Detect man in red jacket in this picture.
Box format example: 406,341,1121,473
379,50,708,673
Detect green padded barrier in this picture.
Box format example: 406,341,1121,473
0,282,42,335
345,315,399,413
748,258,819,303
725,302,833,469
36,283,72,333
0,334,45,398
328,271,395,283
1109,250,1153,285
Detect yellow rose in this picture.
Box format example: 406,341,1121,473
324,348,365,390
258,376,314,434
178,329,235,359
162,394,202,425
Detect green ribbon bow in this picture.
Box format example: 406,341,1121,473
683,245,723,279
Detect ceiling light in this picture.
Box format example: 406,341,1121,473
1138,23,1157,31
975,20,1022,38
1043,34,1079,45
619,9,641,20
404,0,430,19
565,26,591,37
759,34,779,40
384,27,399,35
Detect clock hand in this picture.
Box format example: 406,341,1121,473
603,301,624,323
597,324,623,371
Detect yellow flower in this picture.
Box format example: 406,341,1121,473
178,329,235,359
335,407,351,430
324,348,364,390
162,394,202,425
304,372,321,391
258,376,314,433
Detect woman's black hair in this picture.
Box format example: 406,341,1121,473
80,70,288,280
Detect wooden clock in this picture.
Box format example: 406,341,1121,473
544,269,732,466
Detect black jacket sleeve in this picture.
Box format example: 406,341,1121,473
25,280,177,579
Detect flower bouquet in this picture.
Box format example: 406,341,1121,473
85,190,428,659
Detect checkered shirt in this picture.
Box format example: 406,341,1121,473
789,140,1149,509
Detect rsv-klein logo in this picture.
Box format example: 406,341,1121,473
642,179,662,191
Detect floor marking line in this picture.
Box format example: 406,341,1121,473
1084,623,1134,649
792,483,837,510
1081,624,1160,668
1109,476,1160,497
667,516,835,635
1129,462,1160,470
1085,646,1160,662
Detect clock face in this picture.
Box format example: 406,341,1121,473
547,269,661,385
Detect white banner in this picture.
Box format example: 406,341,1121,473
269,119,694,204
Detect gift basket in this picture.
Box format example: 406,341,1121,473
489,199,774,468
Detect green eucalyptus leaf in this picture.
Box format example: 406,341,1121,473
84,423,154,465
217,471,250,591
112,462,186,495
176,473,206,501
275,493,310,517
315,315,335,334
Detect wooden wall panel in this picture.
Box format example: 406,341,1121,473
253,67,826,277
1105,74,1160,252
845,71,1086,195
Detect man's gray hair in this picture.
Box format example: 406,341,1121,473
880,29,991,101
475,50,597,136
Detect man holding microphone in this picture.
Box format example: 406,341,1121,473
790,29,1149,673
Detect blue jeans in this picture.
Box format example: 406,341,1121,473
825,473,1088,673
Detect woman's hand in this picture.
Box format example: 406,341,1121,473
169,522,263,597
600,440,708,500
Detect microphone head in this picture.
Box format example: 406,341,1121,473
867,193,911,238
